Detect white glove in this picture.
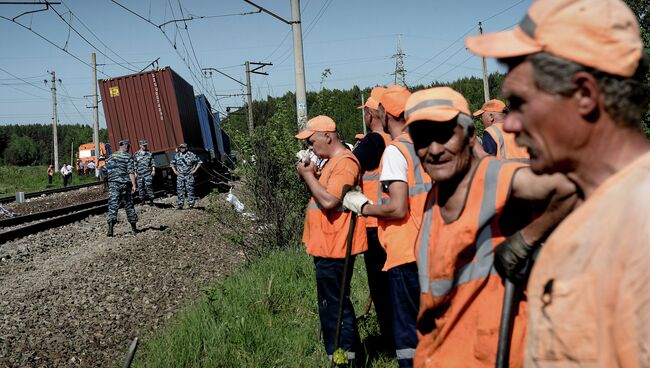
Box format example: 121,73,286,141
343,190,372,215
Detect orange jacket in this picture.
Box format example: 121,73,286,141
415,157,527,368
485,123,529,161
302,150,368,258
377,133,432,271
362,131,393,228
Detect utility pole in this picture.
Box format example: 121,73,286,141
479,22,490,102
291,0,308,130
243,0,307,129
244,61,272,136
49,70,59,171
92,53,100,165
360,93,366,135
245,61,254,136
392,34,407,87
70,140,73,168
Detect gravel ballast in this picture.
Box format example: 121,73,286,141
0,195,245,367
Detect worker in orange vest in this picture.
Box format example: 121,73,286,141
296,115,367,366
466,0,650,365
345,85,432,368
352,85,395,352
473,99,529,160
402,87,575,368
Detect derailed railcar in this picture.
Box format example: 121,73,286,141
98,67,228,193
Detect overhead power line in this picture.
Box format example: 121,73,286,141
0,15,112,78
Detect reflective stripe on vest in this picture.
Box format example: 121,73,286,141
491,125,507,160
362,131,393,228
380,136,432,204
417,159,505,297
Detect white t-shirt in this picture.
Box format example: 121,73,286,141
379,145,407,183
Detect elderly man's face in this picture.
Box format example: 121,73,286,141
502,61,576,174
409,119,473,182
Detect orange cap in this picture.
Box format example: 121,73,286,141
357,86,387,110
379,85,411,117
472,99,506,116
354,133,365,140
295,115,337,139
465,0,643,77
404,87,471,127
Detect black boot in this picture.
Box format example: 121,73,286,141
148,199,154,206
131,223,138,234
107,221,114,237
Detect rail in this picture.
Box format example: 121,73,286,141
0,190,165,245
0,181,103,204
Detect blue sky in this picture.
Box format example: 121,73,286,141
0,0,531,128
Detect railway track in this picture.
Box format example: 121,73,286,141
0,181,103,204
0,190,167,245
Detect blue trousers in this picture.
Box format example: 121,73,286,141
388,262,420,368
314,256,363,366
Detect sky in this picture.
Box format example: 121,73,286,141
0,0,532,128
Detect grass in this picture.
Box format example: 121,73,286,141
132,245,396,367
0,165,98,196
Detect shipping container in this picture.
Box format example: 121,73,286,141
98,67,203,167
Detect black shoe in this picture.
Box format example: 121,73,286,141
107,222,114,237
131,223,138,234
148,200,154,206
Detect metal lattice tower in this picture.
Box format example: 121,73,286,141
391,34,407,87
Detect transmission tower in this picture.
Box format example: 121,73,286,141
391,34,407,87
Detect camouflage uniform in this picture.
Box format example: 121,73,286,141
134,148,155,202
105,150,138,224
171,150,202,208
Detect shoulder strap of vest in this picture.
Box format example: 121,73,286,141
321,149,360,187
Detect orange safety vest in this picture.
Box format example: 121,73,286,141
362,131,393,228
377,133,432,271
302,150,368,258
414,157,528,368
485,123,529,161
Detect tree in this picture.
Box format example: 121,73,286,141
4,135,39,166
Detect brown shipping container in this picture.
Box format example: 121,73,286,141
98,67,202,165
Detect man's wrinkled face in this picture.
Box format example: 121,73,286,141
409,119,473,182
502,61,575,174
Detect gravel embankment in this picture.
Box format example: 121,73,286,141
0,195,245,367
1,186,108,219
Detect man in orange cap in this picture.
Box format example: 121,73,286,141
473,99,529,160
345,85,432,367
402,86,575,367
295,115,367,365
466,0,649,365
352,85,396,352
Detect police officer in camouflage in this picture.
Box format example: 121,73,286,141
134,139,155,205
171,143,202,209
106,139,138,236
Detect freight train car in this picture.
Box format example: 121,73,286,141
98,67,230,193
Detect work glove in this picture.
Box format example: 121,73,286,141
493,231,537,284
342,190,371,215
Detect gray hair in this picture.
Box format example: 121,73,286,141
507,52,649,129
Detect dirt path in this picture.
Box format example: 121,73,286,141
0,195,245,367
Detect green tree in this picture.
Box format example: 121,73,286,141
4,135,39,166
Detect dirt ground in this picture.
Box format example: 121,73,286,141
0,194,245,367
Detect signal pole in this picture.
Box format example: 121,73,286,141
92,53,100,165
49,71,59,171
479,22,490,102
